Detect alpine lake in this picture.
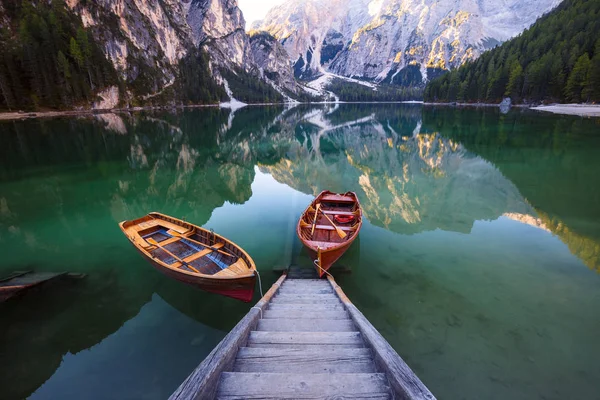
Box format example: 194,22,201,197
1,104,599,400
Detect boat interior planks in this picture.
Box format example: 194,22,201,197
296,191,363,277
119,212,257,302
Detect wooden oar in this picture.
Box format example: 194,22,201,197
311,203,321,236
167,230,235,258
147,238,200,273
318,208,347,239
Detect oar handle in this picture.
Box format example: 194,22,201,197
311,203,321,236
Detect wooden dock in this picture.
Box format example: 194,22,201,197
171,273,436,399
0,271,84,302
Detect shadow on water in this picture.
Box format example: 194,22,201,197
0,104,599,399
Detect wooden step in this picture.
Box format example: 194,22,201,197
216,372,391,399
247,331,365,348
233,347,376,373
270,297,342,305
282,279,330,285
262,309,348,320
268,303,346,311
256,318,355,332
287,274,319,279
277,287,333,294
273,289,338,300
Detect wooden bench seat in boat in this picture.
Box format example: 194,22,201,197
319,210,357,216
152,236,181,246
137,219,191,234
182,243,225,263
305,240,340,250
313,225,356,231
321,194,356,202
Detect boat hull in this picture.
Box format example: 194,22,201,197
139,250,256,302
121,212,257,302
297,191,363,278
305,239,356,277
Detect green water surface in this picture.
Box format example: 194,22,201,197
0,104,599,400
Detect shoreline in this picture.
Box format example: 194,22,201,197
530,104,600,117
0,100,422,122
2,102,599,121
423,101,600,117
0,104,224,122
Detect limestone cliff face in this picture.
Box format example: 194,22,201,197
249,32,299,95
66,0,191,95
63,0,300,101
185,0,254,70
255,0,561,83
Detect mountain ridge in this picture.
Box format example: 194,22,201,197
0,0,309,111
253,0,562,86
424,0,600,104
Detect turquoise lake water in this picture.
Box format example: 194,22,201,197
0,104,599,399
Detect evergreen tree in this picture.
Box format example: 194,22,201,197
565,53,591,102
583,40,600,101
69,37,84,68
505,61,523,99
424,0,600,104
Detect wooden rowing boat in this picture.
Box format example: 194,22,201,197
119,212,256,302
296,191,362,277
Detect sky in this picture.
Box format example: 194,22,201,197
238,0,286,29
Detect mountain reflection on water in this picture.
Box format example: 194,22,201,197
0,104,599,400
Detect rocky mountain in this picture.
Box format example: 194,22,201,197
253,0,562,85
68,0,303,102
249,31,299,96
0,0,305,111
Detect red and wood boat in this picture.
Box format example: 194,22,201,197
119,212,256,302
297,191,362,277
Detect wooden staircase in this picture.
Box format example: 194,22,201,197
171,273,435,400
216,278,392,398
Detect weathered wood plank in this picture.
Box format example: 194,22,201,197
262,309,349,320
281,280,330,285
0,271,70,302
277,287,333,294
271,296,341,305
216,372,391,399
256,318,355,332
169,273,287,400
275,293,338,299
327,276,437,400
247,331,365,348
267,303,345,311
237,347,371,357
233,347,376,373
273,295,339,303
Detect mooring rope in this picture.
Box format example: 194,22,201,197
255,268,264,298
313,258,334,279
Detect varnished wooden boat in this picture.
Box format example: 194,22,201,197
297,191,362,277
119,212,256,302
